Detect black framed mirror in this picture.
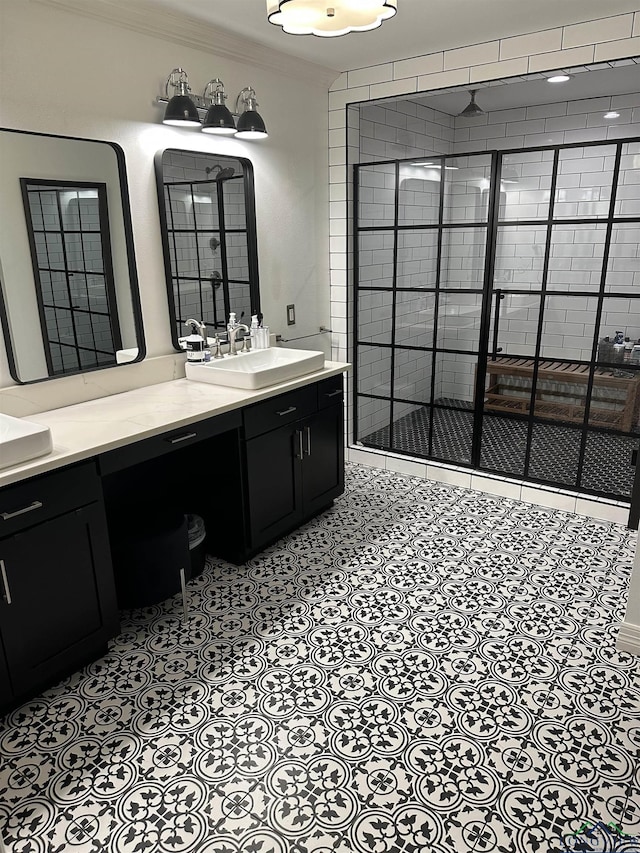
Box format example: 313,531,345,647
0,128,145,383
155,149,260,347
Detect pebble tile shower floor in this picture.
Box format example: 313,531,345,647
1,463,639,853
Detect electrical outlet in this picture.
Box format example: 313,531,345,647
287,304,296,325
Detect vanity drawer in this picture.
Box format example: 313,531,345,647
317,375,344,409
243,385,317,439
0,461,101,537
98,410,241,475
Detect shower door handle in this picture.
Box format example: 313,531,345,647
491,290,505,360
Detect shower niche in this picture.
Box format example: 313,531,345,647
155,149,260,347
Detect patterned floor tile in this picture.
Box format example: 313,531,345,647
1,462,639,852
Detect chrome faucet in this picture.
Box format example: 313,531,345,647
227,314,250,355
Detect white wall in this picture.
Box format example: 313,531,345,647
0,0,335,413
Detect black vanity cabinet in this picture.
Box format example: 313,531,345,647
243,375,344,553
0,462,119,712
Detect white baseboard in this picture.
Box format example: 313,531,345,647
617,621,640,656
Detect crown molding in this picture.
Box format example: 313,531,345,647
32,0,339,88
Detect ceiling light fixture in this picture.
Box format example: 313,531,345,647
604,110,621,120
157,70,268,140
547,74,571,83
267,0,397,37
458,90,484,118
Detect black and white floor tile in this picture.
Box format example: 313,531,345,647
362,403,639,499
1,463,640,852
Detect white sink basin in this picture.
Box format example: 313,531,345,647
185,347,325,390
0,413,53,469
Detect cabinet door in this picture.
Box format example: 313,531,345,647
0,504,118,701
301,403,344,517
0,638,10,706
245,424,302,550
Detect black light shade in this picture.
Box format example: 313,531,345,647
236,110,268,139
202,103,237,135
163,94,200,126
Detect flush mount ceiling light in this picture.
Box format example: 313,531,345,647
157,70,268,140
458,90,484,118
547,73,571,83
267,0,397,37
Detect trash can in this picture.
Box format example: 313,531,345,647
187,513,207,577
111,509,190,609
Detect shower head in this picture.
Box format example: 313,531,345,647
458,90,484,118
205,164,236,181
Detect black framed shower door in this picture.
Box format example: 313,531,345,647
353,138,640,503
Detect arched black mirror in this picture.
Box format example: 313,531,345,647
155,149,260,347
0,128,145,383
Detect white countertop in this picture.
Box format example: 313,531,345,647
0,362,349,489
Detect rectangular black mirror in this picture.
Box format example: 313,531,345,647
0,128,145,383
155,149,260,346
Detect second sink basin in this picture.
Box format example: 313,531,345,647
185,347,325,389
0,413,53,470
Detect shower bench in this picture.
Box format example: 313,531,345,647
484,357,640,433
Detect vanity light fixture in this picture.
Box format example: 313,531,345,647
604,110,621,120
547,73,571,83
157,71,268,140
162,68,201,126
202,79,237,135
266,0,397,37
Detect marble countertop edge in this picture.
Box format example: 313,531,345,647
0,362,350,488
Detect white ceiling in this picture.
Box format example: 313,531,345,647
146,0,640,73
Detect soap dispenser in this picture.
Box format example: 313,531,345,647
184,322,206,362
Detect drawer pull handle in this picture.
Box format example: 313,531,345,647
276,406,297,417
167,432,198,445
325,389,342,398
0,560,12,605
304,426,311,456
1,500,43,521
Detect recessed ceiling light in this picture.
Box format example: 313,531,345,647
604,111,621,119
547,74,571,83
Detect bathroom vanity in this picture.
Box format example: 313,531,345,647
0,363,347,712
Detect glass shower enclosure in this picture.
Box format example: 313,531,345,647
353,138,640,502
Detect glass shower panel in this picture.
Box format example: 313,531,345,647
358,231,395,287
440,227,487,288
358,163,396,227
528,422,581,488
397,230,439,288
436,291,483,353
398,161,441,226
357,395,392,446
393,348,433,403
395,291,435,349
598,296,640,355
547,223,607,291
499,150,554,221
430,403,473,465
443,154,492,224
555,145,617,218
606,223,640,294
539,294,597,361
358,344,392,398
487,291,540,359
581,430,638,498
494,225,546,291
358,290,394,344
436,352,477,409
615,141,640,218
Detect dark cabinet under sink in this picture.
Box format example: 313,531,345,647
243,375,344,553
0,462,119,713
